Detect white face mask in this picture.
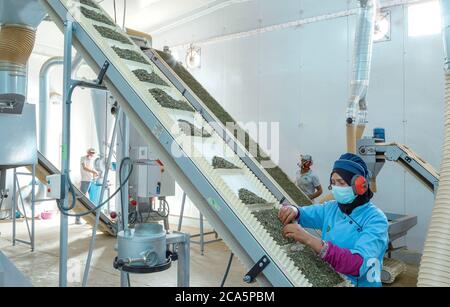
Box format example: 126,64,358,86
331,185,357,204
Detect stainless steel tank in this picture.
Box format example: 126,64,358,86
117,223,167,268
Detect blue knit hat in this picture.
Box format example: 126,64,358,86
333,153,369,178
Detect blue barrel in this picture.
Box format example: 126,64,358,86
374,128,386,141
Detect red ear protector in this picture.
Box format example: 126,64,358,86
330,159,370,195
351,175,368,196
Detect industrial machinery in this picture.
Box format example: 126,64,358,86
2,0,436,288
41,0,336,287
358,134,439,194
356,130,435,283
113,224,190,287
128,124,176,228
0,0,45,285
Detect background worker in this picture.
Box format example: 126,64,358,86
77,148,99,224
295,154,323,202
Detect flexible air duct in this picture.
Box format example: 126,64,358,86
346,0,377,153
418,0,450,287
0,0,46,114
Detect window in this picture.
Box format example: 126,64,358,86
374,10,391,42
408,0,442,37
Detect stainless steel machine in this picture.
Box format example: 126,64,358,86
356,130,436,283
0,0,45,286
114,224,190,287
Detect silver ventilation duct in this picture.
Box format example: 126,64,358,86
0,0,46,114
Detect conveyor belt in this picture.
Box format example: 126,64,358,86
40,0,345,287
27,151,116,236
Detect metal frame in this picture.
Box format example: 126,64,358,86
82,107,121,287
58,20,108,287
177,192,221,256
118,111,130,288
166,232,190,287
43,0,296,287
357,138,440,193
11,165,36,251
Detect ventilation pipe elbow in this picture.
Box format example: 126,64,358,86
418,0,450,287
39,57,63,155
346,0,377,152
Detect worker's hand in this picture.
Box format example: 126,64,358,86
278,205,299,226
93,171,99,178
282,224,310,245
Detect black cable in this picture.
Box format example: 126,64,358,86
220,253,234,287
127,273,131,287
119,157,132,230
66,175,78,211
156,198,170,218
57,158,133,217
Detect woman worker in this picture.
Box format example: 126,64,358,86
279,153,389,287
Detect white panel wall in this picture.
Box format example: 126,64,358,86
153,0,445,252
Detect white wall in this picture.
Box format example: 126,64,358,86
152,0,445,253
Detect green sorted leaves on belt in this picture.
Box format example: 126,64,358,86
212,156,240,169
178,119,211,138
149,88,194,112
252,209,293,246
253,208,345,287
155,50,311,206
79,0,100,9
79,0,101,9
80,7,116,27
134,69,169,87
238,188,268,205
93,25,131,45
287,249,345,287
112,46,149,65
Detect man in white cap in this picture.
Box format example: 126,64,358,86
295,154,323,202
77,148,99,224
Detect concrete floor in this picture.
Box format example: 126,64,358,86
0,216,418,287
0,217,250,287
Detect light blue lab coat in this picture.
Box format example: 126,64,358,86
298,201,389,287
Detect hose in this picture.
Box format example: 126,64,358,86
220,252,234,287
56,161,133,217
346,0,377,153
418,74,450,286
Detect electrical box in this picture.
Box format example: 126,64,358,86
134,146,175,198
46,174,65,199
